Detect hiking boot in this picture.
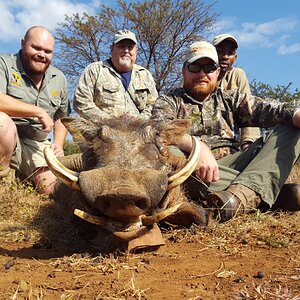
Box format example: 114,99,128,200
206,191,242,222
207,184,262,222
272,184,300,211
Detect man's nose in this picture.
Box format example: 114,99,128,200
37,51,45,58
198,69,206,76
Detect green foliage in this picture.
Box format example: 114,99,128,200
63,140,80,156
250,80,300,102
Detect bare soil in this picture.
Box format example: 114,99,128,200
0,178,299,299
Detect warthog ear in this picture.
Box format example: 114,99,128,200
159,119,192,145
61,117,99,144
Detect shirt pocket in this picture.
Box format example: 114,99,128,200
100,83,120,107
7,85,27,100
133,85,151,110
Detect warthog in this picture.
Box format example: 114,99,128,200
45,115,207,248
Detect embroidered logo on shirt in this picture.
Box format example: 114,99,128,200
51,90,60,97
10,72,21,86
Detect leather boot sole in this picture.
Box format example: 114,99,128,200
206,191,242,222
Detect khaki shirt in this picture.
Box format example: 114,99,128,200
152,87,299,150
0,52,70,140
74,60,158,120
218,67,261,144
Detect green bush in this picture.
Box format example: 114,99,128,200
63,140,80,156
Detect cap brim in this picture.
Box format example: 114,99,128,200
114,38,137,44
214,37,238,48
187,55,217,64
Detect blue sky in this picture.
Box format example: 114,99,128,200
0,0,299,91
208,0,300,91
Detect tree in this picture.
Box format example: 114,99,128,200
250,80,300,103
55,0,217,94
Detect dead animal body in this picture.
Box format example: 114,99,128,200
45,115,207,251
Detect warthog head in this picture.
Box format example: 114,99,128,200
45,115,205,241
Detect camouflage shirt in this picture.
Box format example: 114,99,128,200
74,60,158,120
218,66,261,145
152,87,299,150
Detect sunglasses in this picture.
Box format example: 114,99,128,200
187,63,218,74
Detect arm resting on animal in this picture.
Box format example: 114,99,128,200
177,133,219,183
0,91,53,133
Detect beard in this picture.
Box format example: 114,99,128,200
22,54,50,75
184,80,216,101
118,56,133,70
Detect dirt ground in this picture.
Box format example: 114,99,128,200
0,180,300,299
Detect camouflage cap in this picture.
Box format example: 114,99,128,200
184,41,219,64
113,30,137,44
213,33,238,48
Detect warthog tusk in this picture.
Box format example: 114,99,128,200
74,209,106,225
141,202,183,226
44,147,80,190
74,208,147,241
167,136,200,190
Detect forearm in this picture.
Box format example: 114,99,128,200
53,119,68,147
0,92,46,118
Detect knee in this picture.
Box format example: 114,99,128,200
32,167,57,195
0,112,16,134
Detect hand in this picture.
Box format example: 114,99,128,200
51,143,64,157
195,141,219,182
37,109,54,133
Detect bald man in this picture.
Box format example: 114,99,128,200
0,26,70,194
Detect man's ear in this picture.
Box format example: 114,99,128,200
216,66,221,78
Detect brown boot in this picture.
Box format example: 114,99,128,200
272,184,300,211
206,184,262,222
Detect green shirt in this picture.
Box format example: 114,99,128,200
0,52,69,139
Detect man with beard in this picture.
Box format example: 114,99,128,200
74,29,158,120
0,26,69,194
152,41,300,222
213,33,260,153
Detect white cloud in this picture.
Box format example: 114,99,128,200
212,16,299,49
0,0,100,42
278,43,300,55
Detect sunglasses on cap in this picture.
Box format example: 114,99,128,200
186,63,218,74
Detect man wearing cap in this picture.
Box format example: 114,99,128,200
152,41,300,222
213,33,260,153
74,29,158,120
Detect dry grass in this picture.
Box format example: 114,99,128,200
0,163,299,299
